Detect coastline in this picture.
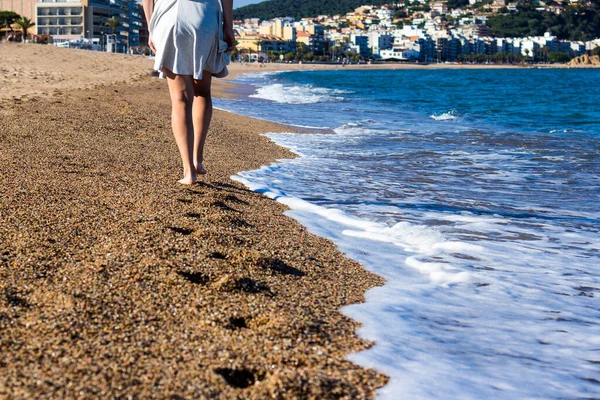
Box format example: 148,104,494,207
0,44,387,397
199,58,600,100
3,41,595,103
2,43,594,397
216,59,599,87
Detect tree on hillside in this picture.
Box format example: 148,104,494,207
486,3,600,40
233,0,391,21
446,0,469,9
14,17,35,42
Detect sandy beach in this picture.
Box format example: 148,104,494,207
5,42,593,398
0,43,387,398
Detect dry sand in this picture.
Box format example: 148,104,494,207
0,43,388,398
0,43,154,102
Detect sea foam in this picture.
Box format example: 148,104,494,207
430,111,458,121
249,83,348,104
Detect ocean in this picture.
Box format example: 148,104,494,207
214,67,600,399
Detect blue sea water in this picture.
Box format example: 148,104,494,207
214,68,600,399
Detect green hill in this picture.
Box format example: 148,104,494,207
232,0,600,43
486,2,600,41
232,0,389,21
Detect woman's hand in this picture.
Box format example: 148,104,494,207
223,27,235,53
148,36,156,54
221,0,234,52
141,0,155,53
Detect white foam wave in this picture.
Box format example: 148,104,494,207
234,70,285,83
232,173,383,232
250,83,349,104
343,222,444,253
430,111,458,121
549,128,583,134
232,170,474,288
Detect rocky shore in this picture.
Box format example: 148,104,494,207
567,54,600,66
0,44,387,398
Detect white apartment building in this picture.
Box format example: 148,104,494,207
36,0,84,40
259,18,296,41
367,31,393,57
380,48,419,60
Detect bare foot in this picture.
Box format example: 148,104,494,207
195,163,208,175
178,168,197,185
178,177,196,185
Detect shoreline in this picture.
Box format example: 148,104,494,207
1,42,596,103
212,59,599,100
218,59,599,83
0,44,387,397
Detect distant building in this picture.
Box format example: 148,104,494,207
367,31,393,57
350,33,370,58
236,32,262,51
237,31,295,53
226,1,595,62
128,0,141,49
301,23,325,55
259,35,296,52
431,1,448,15
258,18,296,42
35,0,142,52
380,47,419,60
295,30,310,47
36,0,85,41
0,0,37,20
506,2,519,11
490,0,507,13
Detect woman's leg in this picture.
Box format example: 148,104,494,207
192,71,213,174
164,68,197,185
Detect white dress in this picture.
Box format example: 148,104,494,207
149,0,229,80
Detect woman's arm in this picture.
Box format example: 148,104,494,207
142,0,153,27
141,0,156,53
221,0,235,51
221,0,233,30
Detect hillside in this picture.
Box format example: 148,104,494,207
233,0,600,44
486,2,600,41
232,0,389,21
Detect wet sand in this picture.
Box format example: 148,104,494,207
0,44,388,397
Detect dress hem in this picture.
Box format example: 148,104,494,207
153,59,229,80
